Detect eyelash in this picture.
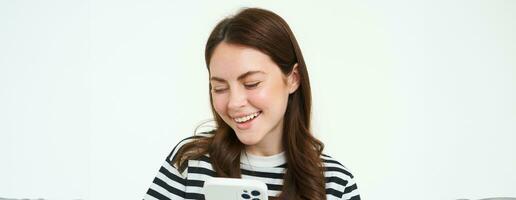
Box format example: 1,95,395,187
212,82,261,94
244,82,260,89
212,88,227,93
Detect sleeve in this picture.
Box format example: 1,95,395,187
143,138,194,200
341,175,360,200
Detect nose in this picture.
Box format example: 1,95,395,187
227,87,247,110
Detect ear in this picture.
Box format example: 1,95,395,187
287,63,300,94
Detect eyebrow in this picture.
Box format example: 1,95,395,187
210,70,265,82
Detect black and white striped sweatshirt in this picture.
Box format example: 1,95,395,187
144,134,360,200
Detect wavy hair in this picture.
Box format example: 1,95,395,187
173,8,326,200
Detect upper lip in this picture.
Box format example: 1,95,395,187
231,111,261,118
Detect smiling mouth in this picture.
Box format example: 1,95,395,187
233,111,261,123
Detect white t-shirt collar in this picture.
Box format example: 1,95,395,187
240,151,286,167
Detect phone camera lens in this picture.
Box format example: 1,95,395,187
251,190,261,196
241,193,251,199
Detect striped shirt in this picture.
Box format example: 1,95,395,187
144,134,360,200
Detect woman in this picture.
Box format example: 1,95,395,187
144,8,360,200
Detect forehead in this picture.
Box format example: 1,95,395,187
208,43,278,78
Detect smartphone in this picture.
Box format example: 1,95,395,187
203,177,269,200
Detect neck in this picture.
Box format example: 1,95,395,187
245,144,283,156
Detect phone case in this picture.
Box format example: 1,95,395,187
203,177,269,200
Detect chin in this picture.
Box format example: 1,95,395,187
234,132,262,146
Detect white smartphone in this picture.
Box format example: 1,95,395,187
203,177,269,200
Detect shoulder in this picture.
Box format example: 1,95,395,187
321,153,357,190
321,153,360,199
165,131,214,163
321,153,354,179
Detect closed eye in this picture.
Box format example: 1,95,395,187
212,87,228,94
244,82,260,89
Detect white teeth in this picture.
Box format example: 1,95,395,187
234,112,260,123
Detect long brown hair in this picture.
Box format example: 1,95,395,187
174,8,326,200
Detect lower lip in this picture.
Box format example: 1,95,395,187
235,112,261,130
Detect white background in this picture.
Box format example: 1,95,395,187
1,1,515,200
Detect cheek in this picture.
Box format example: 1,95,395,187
247,89,269,106
211,95,228,115
248,87,285,109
